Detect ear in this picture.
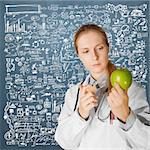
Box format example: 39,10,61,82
107,43,109,48
76,51,79,56
75,48,79,57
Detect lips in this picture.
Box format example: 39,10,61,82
92,63,101,67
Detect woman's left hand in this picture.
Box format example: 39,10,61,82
107,83,130,122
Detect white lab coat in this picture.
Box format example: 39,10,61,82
55,75,150,150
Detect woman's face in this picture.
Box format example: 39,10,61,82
76,30,109,79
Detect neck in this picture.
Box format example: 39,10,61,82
91,70,109,81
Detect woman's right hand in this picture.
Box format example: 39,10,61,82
78,85,98,119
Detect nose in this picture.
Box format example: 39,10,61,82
91,49,99,60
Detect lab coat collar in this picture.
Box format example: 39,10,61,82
82,74,91,86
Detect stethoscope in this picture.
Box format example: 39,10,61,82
73,80,84,111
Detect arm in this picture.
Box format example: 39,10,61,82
119,83,150,149
55,88,91,149
108,81,150,149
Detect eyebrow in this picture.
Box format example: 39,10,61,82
95,43,103,47
80,47,89,50
80,43,103,50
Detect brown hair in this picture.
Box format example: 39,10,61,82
74,24,109,53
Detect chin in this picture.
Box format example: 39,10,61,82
92,67,103,72
91,69,103,74
91,67,107,74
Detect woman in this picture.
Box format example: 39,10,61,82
55,24,150,149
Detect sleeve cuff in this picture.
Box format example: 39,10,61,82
76,109,91,122
75,109,91,123
119,110,136,131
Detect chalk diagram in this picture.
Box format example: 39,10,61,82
3,2,149,147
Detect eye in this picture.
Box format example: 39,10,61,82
82,49,89,53
95,46,103,52
98,47,103,50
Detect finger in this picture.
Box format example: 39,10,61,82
86,101,98,110
114,83,124,95
86,99,98,107
114,84,129,102
81,85,96,94
82,101,98,112
107,95,114,107
107,93,118,106
80,85,91,98
81,96,98,105
111,87,119,98
86,85,96,94
80,91,96,101
110,88,123,104
80,85,87,95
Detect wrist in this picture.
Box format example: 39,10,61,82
78,108,89,120
118,107,131,123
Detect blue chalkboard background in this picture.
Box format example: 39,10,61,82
0,0,150,150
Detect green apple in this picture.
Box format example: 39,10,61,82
110,68,132,90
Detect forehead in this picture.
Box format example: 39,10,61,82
77,31,106,48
